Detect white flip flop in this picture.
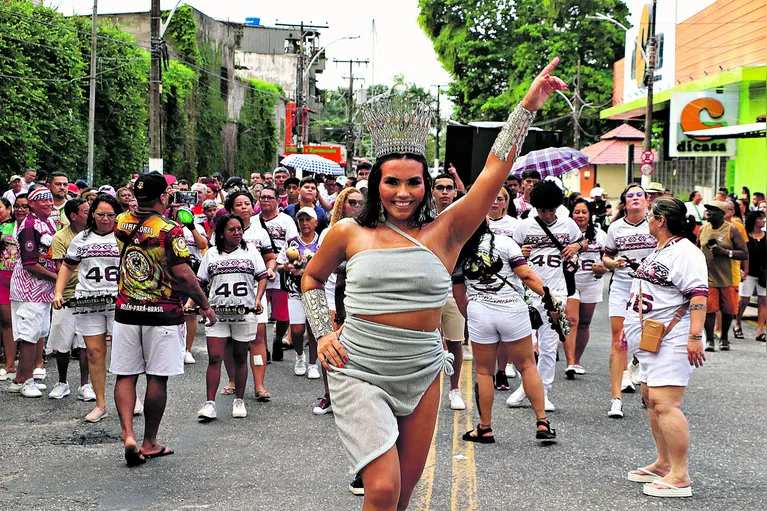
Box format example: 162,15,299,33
627,467,663,483
643,480,693,498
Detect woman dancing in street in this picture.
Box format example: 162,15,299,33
196,214,268,420
623,197,707,498
603,184,657,418
453,221,556,443
563,197,608,377
301,58,566,510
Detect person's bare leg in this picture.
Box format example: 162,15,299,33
447,340,462,390
469,342,497,433
361,446,401,511
205,337,226,401
630,383,671,477
506,335,546,421
306,326,318,365
141,374,170,455
609,317,627,399
291,324,305,356
114,374,139,449
0,304,16,375
574,303,597,365
714,311,722,338
184,313,196,352
496,343,509,375
15,340,36,383
34,337,44,371
222,338,235,390
84,335,107,409
645,386,691,489
563,298,579,367
250,324,268,394
735,295,749,330
232,340,249,399
78,346,89,386
396,377,441,509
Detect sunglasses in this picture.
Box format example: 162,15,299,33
347,199,364,207
435,185,455,192
626,192,645,199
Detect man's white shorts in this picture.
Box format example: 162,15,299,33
739,275,766,298
608,279,632,317
441,296,465,342
288,297,306,325
206,315,257,342
75,309,115,337
110,322,186,376
573,277,604,304
46,306,85,353
11,301,51,344
467,301,532,344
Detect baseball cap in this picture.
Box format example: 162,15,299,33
704,201,728,213
67,183,80,195
284,177,300,188
98,185,117,197
646,182,664,193
356,179,368,191
589,187,604,198
336,176,348,187
9,175,21,183
164,174,177,187
296,206,318,220
133,172,167,202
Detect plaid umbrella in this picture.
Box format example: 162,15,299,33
510,147,589,178
281,154,344,176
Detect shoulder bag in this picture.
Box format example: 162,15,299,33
637,279,690,353
533,217,577,296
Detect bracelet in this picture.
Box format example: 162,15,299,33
690,304,706,311
491,103,537,161
688,334,703,340
301,288,335,339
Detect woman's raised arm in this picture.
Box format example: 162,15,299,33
439,57,567,248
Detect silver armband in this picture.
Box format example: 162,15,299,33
491,103,537,161
301,288,335,339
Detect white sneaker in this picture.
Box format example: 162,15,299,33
608,398,624,418
628,359,641,385
198,400,217,420
232,398,247,418
48,382,70,399
36,382,47,391
544,392,556,412
77,383,97,402
621,370,636,393
294,354,307,376
184,351,196,364
32,368,46,380
134,397,144,416
506,385,528,407
574,364,586,375
7,380,23,393
448,388,466,410
505,363,517,378
0,368,15,381
307,364,321,379
565,365,577,380
462,344,473,361
20,379,42,398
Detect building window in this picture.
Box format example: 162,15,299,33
220,66,228,100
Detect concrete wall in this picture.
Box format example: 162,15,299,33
235,51,298,101
594,164,630,201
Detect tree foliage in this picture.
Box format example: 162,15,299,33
418,0,630,146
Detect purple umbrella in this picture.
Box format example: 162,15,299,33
510,147,589,178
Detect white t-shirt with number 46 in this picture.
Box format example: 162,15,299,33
64,231,121,298
197,245,267,309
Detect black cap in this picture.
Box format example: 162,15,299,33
224,176,245,189
284,177,300,188
133,172,167,202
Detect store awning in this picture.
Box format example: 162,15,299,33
684,122,766,139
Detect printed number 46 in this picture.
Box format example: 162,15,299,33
529,254,561,268
85,266,118,282
214,282,248,297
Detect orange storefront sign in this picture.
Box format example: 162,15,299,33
669,92,737,157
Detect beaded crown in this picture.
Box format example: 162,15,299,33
361,94,432,159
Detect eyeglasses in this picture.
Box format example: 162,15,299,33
226,227,244,233
626,192,645,199
260,196,276,201
94,212,117,219
347,199,364,207
15,204,29,209
435,185,455,192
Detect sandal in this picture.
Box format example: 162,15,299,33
220,385,235,395
462,424,495,444
756,333,766,342
535,417,557,443
255,389,271,402
733,327,744,339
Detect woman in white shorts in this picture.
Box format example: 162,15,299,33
603,185,656,417
734,211,766,341
53,194,121,423
196,214,268,421
563,198,607,378
623,197,707,498
453,221,556,444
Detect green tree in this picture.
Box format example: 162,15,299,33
418,0,630,146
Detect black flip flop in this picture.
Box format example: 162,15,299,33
125,447,146,467
143,446,174,459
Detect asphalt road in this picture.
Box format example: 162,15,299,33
1,297,765,510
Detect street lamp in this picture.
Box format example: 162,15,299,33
304,34,360,78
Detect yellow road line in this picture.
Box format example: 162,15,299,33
451,359,478,511
410,373,442,511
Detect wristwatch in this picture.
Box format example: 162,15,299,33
728,250,733,258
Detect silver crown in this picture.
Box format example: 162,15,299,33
361,94,432,158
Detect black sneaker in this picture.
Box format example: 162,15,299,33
705,340,716,352
495,371,510,391
271,341,283,362
720,338,730,351
348,473,364,496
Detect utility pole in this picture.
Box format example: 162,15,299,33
334,58,369,175
573,58,581,150
431,85,445,170
277,22,328,154
642,0,657,187
86,0,98,185
149,0,162,173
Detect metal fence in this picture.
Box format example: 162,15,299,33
651,155,729,201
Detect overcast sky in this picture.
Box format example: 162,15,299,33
51,0,453,92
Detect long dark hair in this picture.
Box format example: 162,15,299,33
570,197,596,242
652,197,696,243
745,210,764,235
356,153,435,229
457,221,497,274
83,194,121,240
215,214,247,253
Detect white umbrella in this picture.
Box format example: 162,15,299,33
280,154,344,175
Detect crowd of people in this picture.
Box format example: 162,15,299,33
1,57,765,506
